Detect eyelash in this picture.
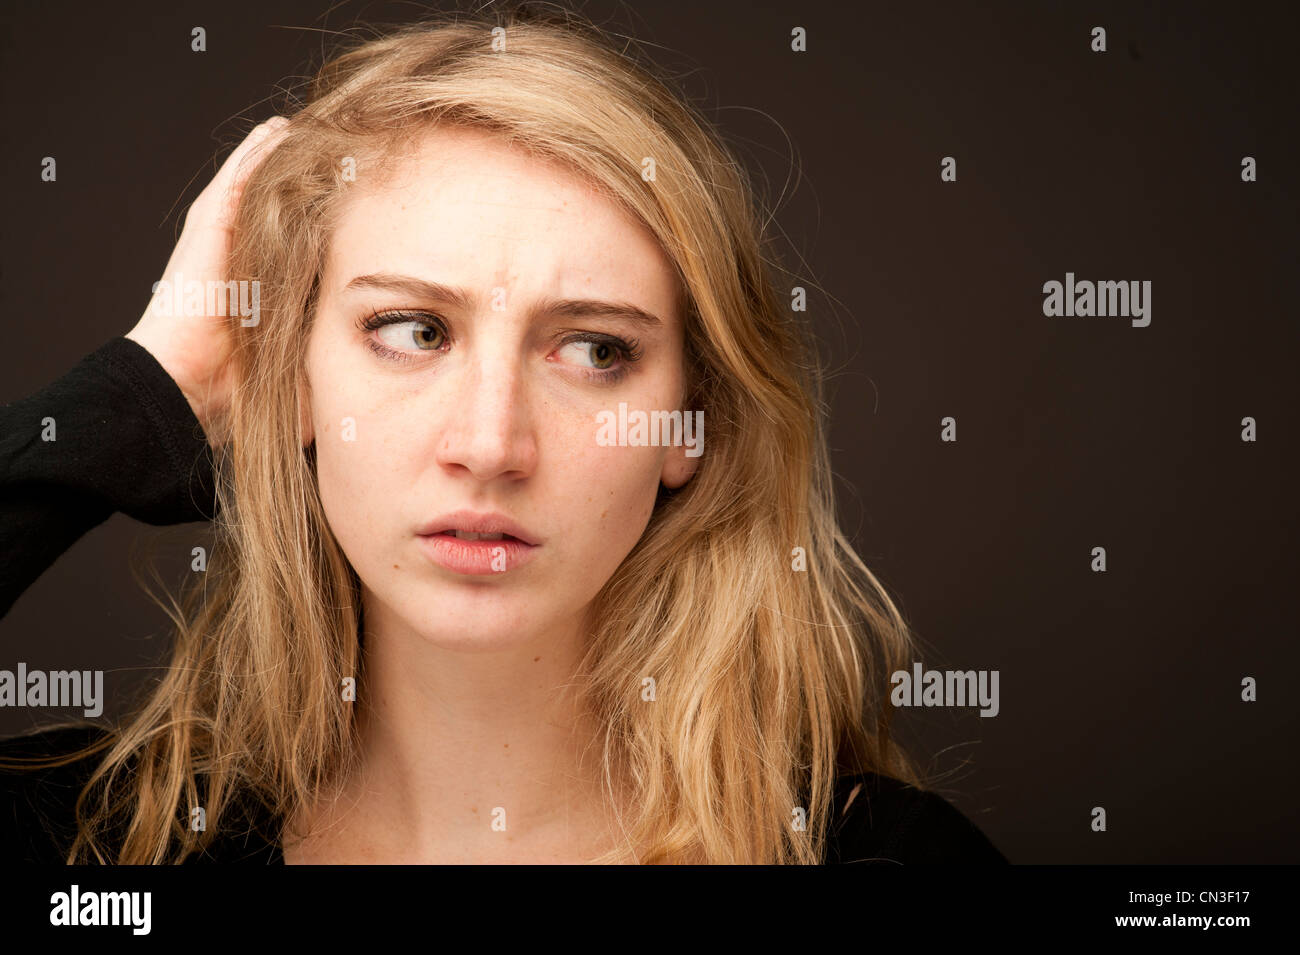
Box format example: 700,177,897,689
356,308,643,383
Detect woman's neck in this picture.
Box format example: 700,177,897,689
282,592,636,863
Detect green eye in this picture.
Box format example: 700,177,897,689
588,342,617,369
377,321,445,351
559,340,621,370
551,334,642,383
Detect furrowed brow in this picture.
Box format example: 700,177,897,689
534,296,663,330
344,274,663,329
344,273,474,311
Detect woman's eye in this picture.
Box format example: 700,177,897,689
557,339,619,370
376,321,445,351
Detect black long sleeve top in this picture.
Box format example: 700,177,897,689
0,338,1009,864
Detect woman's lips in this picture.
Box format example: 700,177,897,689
414,510,540,546
416,531,539,575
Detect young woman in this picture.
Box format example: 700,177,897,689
0,8,1006,865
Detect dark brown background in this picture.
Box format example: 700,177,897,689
1,0,1296,863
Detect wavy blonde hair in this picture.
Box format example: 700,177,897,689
8,4,923,864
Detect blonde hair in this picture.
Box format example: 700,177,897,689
9,5,923,864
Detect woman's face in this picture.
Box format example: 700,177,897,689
303,126,696,649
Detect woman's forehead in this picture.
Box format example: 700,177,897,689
322,130,681,319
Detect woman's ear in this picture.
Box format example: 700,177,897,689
660,442,699,489
298,375,315,446
661,377,702,489
660,405,703,489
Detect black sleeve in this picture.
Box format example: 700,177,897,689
0,337,217,618
0,725,116,863
827,774,1010,864
0,724,286,865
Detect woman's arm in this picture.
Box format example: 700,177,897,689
0,338,216,617
0,117,290,618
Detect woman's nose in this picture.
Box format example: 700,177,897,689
432,350,538,482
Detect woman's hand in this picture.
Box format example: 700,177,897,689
127,117,290,444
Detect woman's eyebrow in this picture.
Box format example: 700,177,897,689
343,272,663,330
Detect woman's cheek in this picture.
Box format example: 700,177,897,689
311,404,395,551
568,443,664,557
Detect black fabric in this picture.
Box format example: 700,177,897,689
0,337,1008,864
0,725,279,864
823,768,1007,864
0,337,217,617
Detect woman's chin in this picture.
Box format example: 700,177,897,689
384,589,561,652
